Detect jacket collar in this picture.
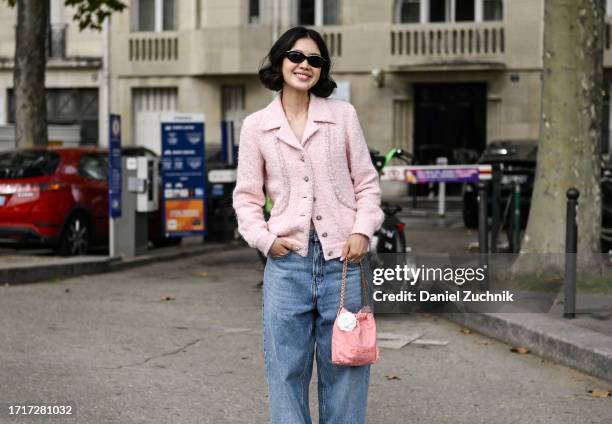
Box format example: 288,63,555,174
259,91,336,150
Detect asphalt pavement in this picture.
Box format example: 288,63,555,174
1,247,611,423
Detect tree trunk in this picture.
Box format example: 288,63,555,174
14,0,48,147
513,0,604,277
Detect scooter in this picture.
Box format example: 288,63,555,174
368,148,421,312
368,148,413,263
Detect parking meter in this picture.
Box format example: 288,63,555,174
113,155,158,257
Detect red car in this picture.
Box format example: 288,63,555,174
0,147,173,255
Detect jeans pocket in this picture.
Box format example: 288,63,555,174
268,251,291,261
346,257,365,268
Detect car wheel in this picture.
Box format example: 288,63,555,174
57,214,90,256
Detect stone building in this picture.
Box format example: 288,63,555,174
1,0,611,158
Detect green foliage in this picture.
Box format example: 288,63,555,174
3,0,126,31
64,0,127,31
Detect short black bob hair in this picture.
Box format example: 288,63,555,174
258,26,337,98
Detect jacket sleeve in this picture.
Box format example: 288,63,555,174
232,119,277,256
345,104,385,240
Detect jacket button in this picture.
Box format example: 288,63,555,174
322,232,328,237
328,251,333,256
304,176,309,182
300,155,305,161
313,196,317,202
316,215,322,220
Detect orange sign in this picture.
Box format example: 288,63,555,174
164,199,205,233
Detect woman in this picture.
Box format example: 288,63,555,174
233,26,384,424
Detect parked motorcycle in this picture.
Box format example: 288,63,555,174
369,148,421,312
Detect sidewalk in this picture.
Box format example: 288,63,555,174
388,195,612,383
0,237,239,285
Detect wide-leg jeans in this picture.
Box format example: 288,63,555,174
262,230,370,424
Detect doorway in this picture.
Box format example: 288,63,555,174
414,83,486,162
413,83,487,194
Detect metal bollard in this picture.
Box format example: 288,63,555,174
513,182,521,253
564,188,579,319
477,181,489,289
436,157,448,217
477,181,489,254
491,164,501,253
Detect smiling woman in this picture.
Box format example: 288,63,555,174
258,27,336,98
235,26,384,424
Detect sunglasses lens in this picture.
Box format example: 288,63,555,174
285,51,325,68
307,56,324,68
286,51,306,64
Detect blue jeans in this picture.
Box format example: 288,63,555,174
263,230,370,424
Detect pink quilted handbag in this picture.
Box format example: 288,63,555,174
331,259,379,366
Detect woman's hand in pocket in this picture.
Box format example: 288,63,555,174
341,234,369,263
269,238,297,258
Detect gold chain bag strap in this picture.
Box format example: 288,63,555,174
331,259,380,366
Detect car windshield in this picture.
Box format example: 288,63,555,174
0,150,60,179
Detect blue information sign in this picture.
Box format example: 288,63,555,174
161,118,206,237
108,114,122,218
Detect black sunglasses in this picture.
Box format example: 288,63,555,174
284,50,327,68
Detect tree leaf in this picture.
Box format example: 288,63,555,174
588,390,611,398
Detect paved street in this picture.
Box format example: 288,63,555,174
1,247,611,424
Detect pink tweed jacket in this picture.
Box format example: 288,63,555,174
232,92,384,260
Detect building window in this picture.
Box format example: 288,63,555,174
429,0,447,22
163,0,175,30
133,0,176,31
221,85,246,118
395,0,420,23
456,0,475,21
299,0,315,25
323,0,340,25
483,0,503,21
137,0,155,31
299,0,339,26
195,0,202,28
249,0,261,24
406,0,502,23
8,88,99,146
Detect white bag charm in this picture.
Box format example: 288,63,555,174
337,310,357,332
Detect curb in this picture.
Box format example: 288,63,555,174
109,242,241,272
442,310,612,384
0,257,116,285
0,242,240,285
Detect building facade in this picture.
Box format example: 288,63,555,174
0,1,106,146
1,0,612,158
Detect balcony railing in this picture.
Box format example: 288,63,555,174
128,32,179,62
319,27,343,57
390,22,505,58
117,22,509,76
